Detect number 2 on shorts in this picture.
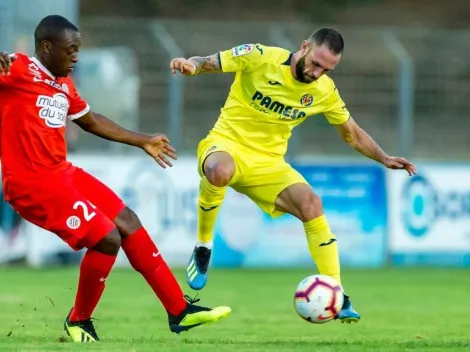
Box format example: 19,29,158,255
73,200,97,221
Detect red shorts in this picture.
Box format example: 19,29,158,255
7,166,126,251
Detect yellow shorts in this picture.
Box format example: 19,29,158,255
197,136,308,218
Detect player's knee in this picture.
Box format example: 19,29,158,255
114,207,142,238
92,228,121,255
205,162,235,187
298,192,323,222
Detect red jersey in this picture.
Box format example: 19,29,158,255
0,54,89,199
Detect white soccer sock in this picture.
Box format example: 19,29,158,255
196,240,213,249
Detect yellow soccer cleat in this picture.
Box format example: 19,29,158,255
64,310,99,342
169,295,231,334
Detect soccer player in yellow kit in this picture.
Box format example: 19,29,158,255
170,28,417,323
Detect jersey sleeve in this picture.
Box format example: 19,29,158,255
218,43,266,73
323,85,350,125
0,70,11,86
0,74,10,86
66,79,90,120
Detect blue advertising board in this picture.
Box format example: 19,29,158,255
212,163,387,268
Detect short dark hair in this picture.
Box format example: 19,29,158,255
308,27,344,55
34,15,79,48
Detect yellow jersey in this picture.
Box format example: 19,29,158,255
208,43,350,157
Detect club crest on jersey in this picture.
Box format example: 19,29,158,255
36,93,69,128
61,83,69,94
232,44,254,57
300,94,314,107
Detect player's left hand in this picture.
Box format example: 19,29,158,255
142,134,177,169
170,58,196,76
383,156,417,176
0,52,16,75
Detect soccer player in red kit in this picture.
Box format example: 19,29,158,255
0,15,230,342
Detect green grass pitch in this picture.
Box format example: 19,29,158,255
0,267,469,351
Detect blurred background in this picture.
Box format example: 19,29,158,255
1,0,470,272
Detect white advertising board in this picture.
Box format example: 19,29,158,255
22,154,201,267
388,165,470,266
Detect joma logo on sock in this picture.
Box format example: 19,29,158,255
319,238,337,247
200,205,219,212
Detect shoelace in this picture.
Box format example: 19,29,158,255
184,294,200,305
183,294,211,313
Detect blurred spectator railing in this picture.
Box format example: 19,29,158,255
382,31,414,159
151,22,185,150
68,19,470,161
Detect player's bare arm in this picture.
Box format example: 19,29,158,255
0,52,17,75
335,117,417,176
73,111,177,169
170,54,221,76
189,54,222,74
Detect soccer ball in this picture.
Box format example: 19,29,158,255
294,274,344,324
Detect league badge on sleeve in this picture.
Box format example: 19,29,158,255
232,44,254,57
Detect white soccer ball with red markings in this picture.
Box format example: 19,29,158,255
294,274,344,324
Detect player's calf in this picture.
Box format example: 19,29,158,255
187,152,234,291
68,229,120,332
276,183,347,304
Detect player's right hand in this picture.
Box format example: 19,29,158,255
170,58,196,76
142,134,177,169
384,156,418,176
0,52,16,75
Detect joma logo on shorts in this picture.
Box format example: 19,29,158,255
251,91,306,120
